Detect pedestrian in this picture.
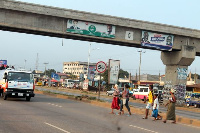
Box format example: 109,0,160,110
163,88,176,124
152,94,162,120
143,84,153,119
118,84,131,115
110,84,120,114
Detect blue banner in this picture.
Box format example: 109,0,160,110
0,60,7,65
51,73,60,81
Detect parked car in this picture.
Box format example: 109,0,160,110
186,97,200,108
106,88,115,96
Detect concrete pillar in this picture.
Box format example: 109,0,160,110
161,45,196,106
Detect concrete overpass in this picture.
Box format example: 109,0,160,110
0,0,199,105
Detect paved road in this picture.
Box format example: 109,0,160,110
0,93,199,133
37,88,200,120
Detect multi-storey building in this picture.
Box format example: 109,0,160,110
63,61,96,77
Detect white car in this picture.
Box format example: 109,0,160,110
106,88,115,96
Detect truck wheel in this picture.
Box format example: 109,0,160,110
3,94,7,100
26,97,31,101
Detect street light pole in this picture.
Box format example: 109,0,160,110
44,62,49,78
138,50,145,84
87,44,100,79
87,44,91,79
24,59,27,70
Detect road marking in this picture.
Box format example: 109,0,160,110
48,103,62,108
129,125,158,133
44,122,70,133
179,123,200,129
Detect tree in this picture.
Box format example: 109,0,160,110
119,69,129,78
43,69,56,78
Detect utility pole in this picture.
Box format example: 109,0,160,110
44,62,49,78
35,53,39,71
24,59,27,70
138,50,145,84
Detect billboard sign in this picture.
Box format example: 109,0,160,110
51,73,60,81
141,31,174,51
67,19,115,38
177,68,187,80
0,60,7,66
108,59,120,84
88,66,96,81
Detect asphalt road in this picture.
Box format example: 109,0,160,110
37,88,200,120
0,93,199,133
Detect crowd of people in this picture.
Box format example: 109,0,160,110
109,84,176,124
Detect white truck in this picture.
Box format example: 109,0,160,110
0,68,35,101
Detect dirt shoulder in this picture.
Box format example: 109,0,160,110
36,86,200,113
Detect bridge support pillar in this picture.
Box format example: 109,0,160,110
161,45,196,105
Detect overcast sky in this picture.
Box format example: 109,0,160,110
1,0,200,75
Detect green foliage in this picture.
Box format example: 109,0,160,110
119,69,129,78
43,69,56,78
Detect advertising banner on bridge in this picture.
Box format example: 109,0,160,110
67,19,115,38
108,59,120,84
141,31,174,51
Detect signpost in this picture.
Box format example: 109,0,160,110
96,61,107,100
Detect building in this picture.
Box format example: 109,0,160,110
63,61,96,78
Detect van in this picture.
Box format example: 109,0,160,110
132,86,149,101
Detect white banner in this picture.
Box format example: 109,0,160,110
141,31,174,51
108,59,120,84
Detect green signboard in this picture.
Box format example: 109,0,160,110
67,19,115,38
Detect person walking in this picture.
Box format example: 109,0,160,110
152,94,162,120
163,88,176,124
143,84,153,119
110,84,120,114
118,84,131,115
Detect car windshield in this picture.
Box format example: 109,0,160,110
7,72,34,82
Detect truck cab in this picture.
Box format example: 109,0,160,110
0,68,35,101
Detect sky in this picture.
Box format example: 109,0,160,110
0,0,200,75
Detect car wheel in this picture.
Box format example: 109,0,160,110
194,104,197,108
187,103,190,107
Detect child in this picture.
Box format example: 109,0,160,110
152,94,162,120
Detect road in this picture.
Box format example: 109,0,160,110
37,88,200,120
0,93,199,133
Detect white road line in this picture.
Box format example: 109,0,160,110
44,122,70,133
179,123,200,129
129,125,158,133
59,106,62,108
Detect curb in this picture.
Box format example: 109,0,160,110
35,90,200,127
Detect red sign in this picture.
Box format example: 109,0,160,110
96,61,106,73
